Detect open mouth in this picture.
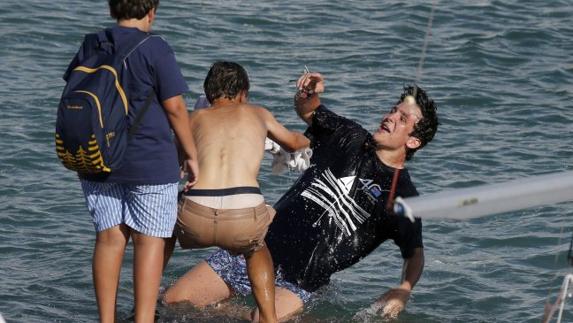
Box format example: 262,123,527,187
379,121,391,133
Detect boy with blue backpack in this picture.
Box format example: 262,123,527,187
57,0,198,322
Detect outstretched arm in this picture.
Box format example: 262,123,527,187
371,247,424,319
294,72,325,126
163,95,199,189
261,108,310,153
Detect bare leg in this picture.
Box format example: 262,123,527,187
251,287,304,322
92,224,130,323
163,260,233,306
244,245,277,323
163,236,177,271
131,232,166,323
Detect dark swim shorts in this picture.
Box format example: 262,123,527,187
206,249,313,303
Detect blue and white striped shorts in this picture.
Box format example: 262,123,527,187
80,180,179,238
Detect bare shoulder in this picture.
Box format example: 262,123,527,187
247,104,273,118
238,103,265,111
232,103,269,119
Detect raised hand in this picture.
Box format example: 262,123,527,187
296,72,325,98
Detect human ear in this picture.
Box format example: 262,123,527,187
406,136,421,150
147,8,156,25
239,91,249,103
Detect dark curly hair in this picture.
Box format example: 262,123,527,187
204,61,250,104
109,0,159,20
399,85,439,160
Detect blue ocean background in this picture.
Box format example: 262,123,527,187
1,0,572,322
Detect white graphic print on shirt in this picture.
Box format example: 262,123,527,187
301,168,371,236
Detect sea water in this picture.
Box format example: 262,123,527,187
0,1,572,322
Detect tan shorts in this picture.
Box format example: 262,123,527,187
176,198,276,255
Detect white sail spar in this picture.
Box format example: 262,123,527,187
395,171,573,221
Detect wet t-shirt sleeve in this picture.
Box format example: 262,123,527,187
305,105,364,147
306,105,351,138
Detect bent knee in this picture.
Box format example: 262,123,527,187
163,262,233,307
162,287,228,308
162,287,183,305
162,285,203,306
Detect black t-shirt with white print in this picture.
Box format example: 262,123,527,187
265,105,422,292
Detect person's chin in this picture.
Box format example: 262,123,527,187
373,131,387,143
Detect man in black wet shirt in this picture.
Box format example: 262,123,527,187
164,71,439,321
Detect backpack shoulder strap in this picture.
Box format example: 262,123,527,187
85,28,152,60
116,31,154,61
76,28,154,64
109,30,157,137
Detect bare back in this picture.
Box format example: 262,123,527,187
189,104,267,189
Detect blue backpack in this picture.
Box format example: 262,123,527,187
55,30,154,174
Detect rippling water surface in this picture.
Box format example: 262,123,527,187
1,1,572,322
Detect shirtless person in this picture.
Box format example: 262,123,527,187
173,61,309,323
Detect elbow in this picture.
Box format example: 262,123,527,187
162,95,188,117
411,247,425,267
166,104,187,118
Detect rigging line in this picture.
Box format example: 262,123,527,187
544,226,569,322
415,0,438,84
543,219,573,322
387,0,438,213
386,167,401,213
558,227,573,272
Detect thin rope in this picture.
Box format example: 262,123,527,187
415,0,438,84
544,206,573,322
387,0,438,214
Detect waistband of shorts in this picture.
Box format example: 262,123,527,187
179,198,272,219
182,186,261,196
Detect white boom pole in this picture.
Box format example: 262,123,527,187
395,171,573,221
